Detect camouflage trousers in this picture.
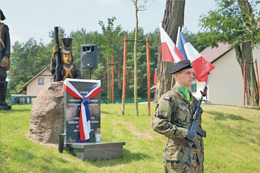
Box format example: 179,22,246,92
164,160,204,173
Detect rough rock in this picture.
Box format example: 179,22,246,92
28,81,64,144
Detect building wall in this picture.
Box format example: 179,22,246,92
192,46,260,106
26,69,53,96
191,81,205,99
209,49,243,105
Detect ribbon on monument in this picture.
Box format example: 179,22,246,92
63,79,101,141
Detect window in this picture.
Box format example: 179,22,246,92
38,78,44,85
191,83,197,93
50,78,54,82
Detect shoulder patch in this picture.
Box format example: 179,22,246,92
163,96,172,101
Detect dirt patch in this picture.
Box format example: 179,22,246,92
112,120,154,139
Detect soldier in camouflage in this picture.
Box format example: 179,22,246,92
152,60,204,173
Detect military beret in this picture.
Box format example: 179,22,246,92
0,9,6,21
170,60,192,74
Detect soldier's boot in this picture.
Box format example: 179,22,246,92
0,81,7,106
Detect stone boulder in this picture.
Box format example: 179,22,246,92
29,81,64,144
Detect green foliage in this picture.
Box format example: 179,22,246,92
198,0,260,47
131,0,150,11
1,104,260,172
198,0,260,106
8,39,52,94
98,17,125,58
97,17,126,98
7,17,158,100
182,28,209,52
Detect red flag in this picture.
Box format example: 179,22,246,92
160,25,185,62
176,29,215,82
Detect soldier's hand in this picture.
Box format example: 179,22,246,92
186,130,199,143
0,56,9,68
52,44,59,54
52,44,59,59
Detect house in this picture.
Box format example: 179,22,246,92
191,43,260,106
18,67,53,96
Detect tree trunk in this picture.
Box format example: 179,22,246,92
117,54,122,90
235,43,259,106
134,0,139,116
236,0,259,106
155,0,185,102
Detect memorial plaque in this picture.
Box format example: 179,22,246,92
64,78,101,143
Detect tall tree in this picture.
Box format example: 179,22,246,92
8,38,51,94
199,0,260,106
98,17,126,101
155,0,185,101
132,0,139,116
7,24,161,103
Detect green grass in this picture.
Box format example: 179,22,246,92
0,104,260,172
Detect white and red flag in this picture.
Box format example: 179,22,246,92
63,78,101,141
176,29,215,82
160,25,185,62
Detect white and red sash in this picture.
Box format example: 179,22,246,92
63,79,101,141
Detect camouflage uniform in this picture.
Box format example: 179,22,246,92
152,85,204,173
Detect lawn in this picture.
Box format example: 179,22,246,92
0,103,259,172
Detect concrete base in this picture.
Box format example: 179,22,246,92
65,142,126,161
0,105,11,110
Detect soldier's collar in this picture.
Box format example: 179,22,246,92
173,85,191,103
177,86,191,102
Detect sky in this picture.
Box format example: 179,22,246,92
1,0,216,46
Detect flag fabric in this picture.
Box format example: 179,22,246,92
160,25,185,62
176,29,215,82
63,79,101,141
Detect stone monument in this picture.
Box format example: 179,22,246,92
29,81,64,144
62,78,125,160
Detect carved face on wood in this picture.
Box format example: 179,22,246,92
62,53,72,65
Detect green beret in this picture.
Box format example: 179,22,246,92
170,60,192,74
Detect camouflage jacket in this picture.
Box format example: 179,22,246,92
152,85,204,167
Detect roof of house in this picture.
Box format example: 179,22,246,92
200,43,232,63
18,67,51,94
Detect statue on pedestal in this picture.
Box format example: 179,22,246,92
0,9,11,109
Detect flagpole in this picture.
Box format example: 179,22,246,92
171,26,181,88
171,73,174,88
176,26,181,47
164,62,166,92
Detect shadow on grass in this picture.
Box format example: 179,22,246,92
100,111,113,115
11,108,32,113
206,111,253,123
0,107,31,114
89,148,152,167
3,144,83,172
242,106,260,111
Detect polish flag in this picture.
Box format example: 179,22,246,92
176,29,215,82
160,25,185,62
